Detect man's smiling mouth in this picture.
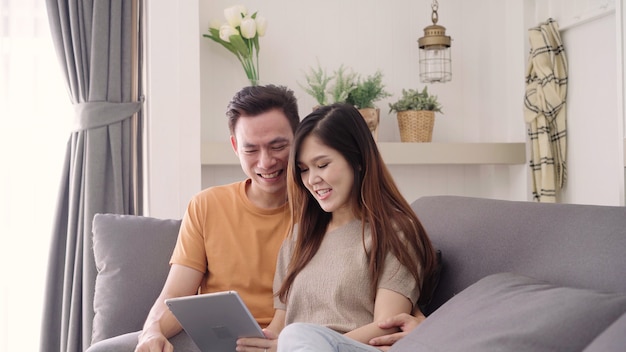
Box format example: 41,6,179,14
259,170,281,179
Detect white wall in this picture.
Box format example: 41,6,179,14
145,0,201,218
145,0,625,211
533,0,624,205
561,17,620,205
198,0,530,203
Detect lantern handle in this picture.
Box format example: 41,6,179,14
431,0,439,25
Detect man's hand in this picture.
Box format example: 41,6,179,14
236,329,278,352
368,312,425,350
135,331,173,352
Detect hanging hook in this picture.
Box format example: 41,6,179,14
431,0,439,25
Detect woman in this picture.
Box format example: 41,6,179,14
237,103,437,352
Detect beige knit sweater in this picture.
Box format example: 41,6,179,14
274,220,419,333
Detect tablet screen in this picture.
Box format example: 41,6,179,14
165,291,265,351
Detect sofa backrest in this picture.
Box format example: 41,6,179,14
412,196,626,315
91,213,181,344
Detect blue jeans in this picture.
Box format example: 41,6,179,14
277,323,382,352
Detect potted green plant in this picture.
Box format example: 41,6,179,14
346,70,391,141
299,63,358,108
298,61,334,107
327,64,358,104
346,70,391,109
388,86,443,143
300,64,389,141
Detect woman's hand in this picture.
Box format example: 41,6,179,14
236,329,278,352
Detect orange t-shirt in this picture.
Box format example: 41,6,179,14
170,180,290,326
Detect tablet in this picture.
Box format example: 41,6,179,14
165,291,265,352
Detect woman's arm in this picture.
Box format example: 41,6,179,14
343,288,412,344
236,309,286,352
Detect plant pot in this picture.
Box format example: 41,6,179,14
358,107,380,142
396,110,435,142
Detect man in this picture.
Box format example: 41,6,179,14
87,85,422,352
136,85,300,352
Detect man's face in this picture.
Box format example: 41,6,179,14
230,109,294,201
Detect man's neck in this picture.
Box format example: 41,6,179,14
246,183,287,209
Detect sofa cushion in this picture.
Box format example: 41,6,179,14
91,214,181,344
582,311,626,352
389,272,626,352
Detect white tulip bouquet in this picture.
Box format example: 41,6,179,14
203,5,267,86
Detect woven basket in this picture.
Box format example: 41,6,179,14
396,110,435,142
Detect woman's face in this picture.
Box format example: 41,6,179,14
297,135,355,219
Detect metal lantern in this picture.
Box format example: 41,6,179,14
418,0,452,83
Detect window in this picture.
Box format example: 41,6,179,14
0,0,71,350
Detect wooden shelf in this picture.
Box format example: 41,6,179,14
201,142,527,166
377,142,526,165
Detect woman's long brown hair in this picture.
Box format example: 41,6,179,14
277,103,437,307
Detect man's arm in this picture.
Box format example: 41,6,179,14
135,264,204,352
368,311,426,349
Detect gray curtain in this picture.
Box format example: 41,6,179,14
40,1,143,351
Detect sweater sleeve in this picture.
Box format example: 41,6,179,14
273,232,296,310
379,249,421,307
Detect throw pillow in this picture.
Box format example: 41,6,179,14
91,213,181,344
417,249,442,311
389,272,626,352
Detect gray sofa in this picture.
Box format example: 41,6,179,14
87,196,626,351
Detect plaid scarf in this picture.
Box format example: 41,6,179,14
524,18,568,203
